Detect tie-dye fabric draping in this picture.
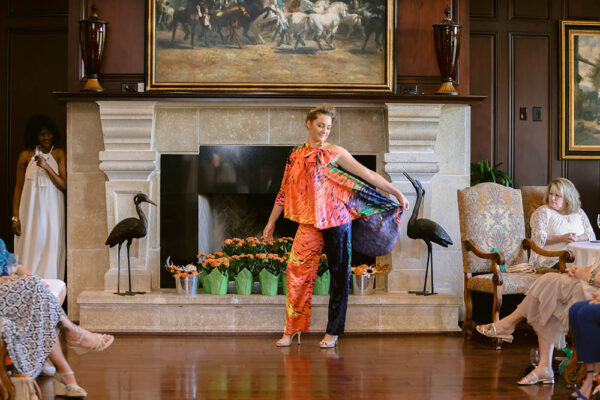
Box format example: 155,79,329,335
277,143,403,335
0,239,16,277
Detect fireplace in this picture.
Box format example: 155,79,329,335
66,100,469,332
160,146,376,288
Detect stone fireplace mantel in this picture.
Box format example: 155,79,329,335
66,99,470,333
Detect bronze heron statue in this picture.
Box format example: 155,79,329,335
105,193,156,296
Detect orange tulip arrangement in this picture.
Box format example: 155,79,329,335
351,263,390,277
164,260,198,278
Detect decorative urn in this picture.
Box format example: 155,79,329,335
79,2,108,92
433,7,462,95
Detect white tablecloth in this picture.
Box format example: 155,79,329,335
567,241,600,267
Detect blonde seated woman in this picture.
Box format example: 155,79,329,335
476,178,597,385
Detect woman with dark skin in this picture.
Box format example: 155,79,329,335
12,115,66,279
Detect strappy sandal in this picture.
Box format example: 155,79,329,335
475,323,514,343
517,370,554,385
66,326,114,355
53,371,87,398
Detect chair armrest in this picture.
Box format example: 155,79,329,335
522,238,575,273
464,240,504,285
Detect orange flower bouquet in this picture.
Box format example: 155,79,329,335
164,257,199,296
197,253,230,295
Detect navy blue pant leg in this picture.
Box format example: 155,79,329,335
569,300,600,364
322,222,352,336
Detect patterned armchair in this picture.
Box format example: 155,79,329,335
457,183,573,347
520,185,547,239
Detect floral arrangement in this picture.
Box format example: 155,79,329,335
255,253,288,276
164,258,199,278
197,252,230,275
351,264,390,277
221,237,293,257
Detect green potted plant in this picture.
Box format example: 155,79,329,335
200,254,229,295
257,253,285,296
470,160,513,187
229,254,256,295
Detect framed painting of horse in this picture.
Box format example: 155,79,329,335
146,0,396,93
560,20,600,159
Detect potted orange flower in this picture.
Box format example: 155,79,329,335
256,253,286,296
229,254,256,295
164,258,199,296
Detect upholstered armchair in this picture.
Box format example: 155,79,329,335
0,338,14,400
457,183,573,347
520,185,547,239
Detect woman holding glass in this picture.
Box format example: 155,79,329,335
263,104,409,348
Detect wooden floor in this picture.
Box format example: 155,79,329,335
38,333,572,399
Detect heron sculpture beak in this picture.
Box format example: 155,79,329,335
145,198,157,207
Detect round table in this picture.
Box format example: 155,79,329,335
567,241,600,267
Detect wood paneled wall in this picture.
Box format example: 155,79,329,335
0,1,68,249
470,0,600,237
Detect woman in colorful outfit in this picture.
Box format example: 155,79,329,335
0,239,114,397
568,291,600,400
12,114,66,280
263,105,409,348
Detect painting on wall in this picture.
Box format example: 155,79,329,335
560,20,600,159
146,0,395,93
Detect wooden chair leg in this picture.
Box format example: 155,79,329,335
492,286,503,350
0,338,14,400
462,287,475,338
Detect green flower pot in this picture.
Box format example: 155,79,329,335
280,272,287,295
313,270,330,295
207,269,229,295
200,272,211,293
258,269,279,296
234,268,253,295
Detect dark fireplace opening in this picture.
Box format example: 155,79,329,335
160,146,376,288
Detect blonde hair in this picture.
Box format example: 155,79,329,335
306,104,336,123
544,178,581,214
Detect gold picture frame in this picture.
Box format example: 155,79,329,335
560,20,600,159
146,0,395,93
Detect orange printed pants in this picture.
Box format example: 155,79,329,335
284,223,324,335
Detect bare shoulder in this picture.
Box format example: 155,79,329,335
52,147,66,158
325,144,348,156
18,150,34,163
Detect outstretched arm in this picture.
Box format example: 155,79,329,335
334,146,410,210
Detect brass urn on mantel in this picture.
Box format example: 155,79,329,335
433,6,462,95
79,2,108,92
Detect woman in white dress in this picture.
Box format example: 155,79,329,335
476,178,598,386
11,115,66,280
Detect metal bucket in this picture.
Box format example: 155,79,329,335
352,274,375,295
175,275,199,296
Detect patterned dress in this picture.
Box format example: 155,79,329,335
275,143,402,334
0,275,64,377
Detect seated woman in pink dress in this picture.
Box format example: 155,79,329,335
476,178,597,386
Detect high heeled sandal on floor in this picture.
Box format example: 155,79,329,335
53,371,87,398
517,370,554,386
569,370,595,400
66,326,114,355
475,323,514,343
319,336,338,349
276,332,301,347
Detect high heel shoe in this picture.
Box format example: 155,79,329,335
276,332,301,347
66,326,114,355
319,335,338,349
517,369,554,385
53,371,87,398
475,323,514,343
569,370,595,399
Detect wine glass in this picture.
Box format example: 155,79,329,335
530,348,539,367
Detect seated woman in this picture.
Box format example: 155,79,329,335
477,255,600,385
568,291,600,400
0,239,114,397
529,178,595,269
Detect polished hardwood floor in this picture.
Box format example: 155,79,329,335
38,333,573,399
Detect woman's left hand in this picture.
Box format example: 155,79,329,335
35,155,49,171
396,192,410,211
568,264,592,282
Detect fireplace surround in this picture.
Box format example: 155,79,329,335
66,99,470,332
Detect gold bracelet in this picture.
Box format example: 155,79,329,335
10,216,19,223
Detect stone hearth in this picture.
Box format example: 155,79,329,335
67,100,470,333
